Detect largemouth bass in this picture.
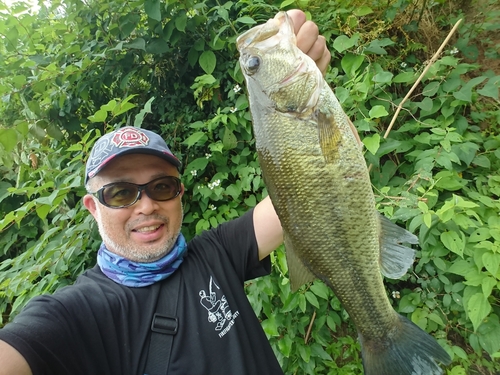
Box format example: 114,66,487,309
237,12,451,375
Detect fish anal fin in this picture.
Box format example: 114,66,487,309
378,212,418,279
284,233,316,292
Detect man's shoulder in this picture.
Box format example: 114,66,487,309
48,265,156,309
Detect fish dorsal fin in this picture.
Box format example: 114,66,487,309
284,232,317,292
378,212,418,279
317,111,342,164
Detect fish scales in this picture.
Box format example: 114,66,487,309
269,95,395,340
237,11,451,375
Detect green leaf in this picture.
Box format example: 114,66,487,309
477,314,500,355
299,293,306,312
333,34,359,53
453,76,487,102
244,195,256,207
363,133,380,155
182,131,207,147
448,259,472,276
452,346,468,360
235,16,256,25
467,293,491,332
364,38,394,55
368,105,388,118
35,204,51,220
261,315,279,336
353,6,373,16
188,47,199,67
453,86,472,102
416,97,433,111
477,77,499,99
185,158,209,175
112,102,136,117
440,231,464,257
311,342,333,361
277,335,293,357
309,281,329,300
12,74,27,89
305,291,319,308
298,342,311,362
147,38,169,54
222,128,237,150
482,252,500,277
175,12,187,32
372,71,393,83
280,0,295,8
144,0,161,21
199,50,216,75
340,53,364,77
422,81,440,96
393,71,417,83
472,155,491,169
46,124,64,141
428,312,445,327
124,38,146,50
134,97,155,127
469,228,492,243
87,109,108,123
0,128,18,152
481,276,496,298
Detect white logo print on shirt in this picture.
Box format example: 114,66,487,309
199,276,240,337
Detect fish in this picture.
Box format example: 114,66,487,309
236,12,452,375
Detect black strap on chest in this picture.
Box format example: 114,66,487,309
144,270,182,375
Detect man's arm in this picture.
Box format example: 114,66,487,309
0,340,32,375
253,10,331,260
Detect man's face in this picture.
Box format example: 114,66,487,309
83,154,184,262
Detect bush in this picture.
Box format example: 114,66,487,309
0,0,499,373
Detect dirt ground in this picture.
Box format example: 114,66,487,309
462,0,500,75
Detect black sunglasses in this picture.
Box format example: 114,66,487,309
92,176,182,208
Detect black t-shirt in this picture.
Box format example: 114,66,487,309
0,210,284,375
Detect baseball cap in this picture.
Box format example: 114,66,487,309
85,126,181,184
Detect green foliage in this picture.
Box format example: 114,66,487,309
0,0,499,373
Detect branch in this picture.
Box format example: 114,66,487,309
383,18,463,139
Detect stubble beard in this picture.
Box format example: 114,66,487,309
95,203,183,263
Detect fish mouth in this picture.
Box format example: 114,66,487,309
236,12,291,52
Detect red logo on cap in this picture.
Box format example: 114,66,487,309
112,128,149,148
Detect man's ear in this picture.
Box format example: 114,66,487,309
179,183,185,198
83,195,98,218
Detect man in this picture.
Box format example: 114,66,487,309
0,9,330,375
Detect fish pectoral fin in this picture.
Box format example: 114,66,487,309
378,212,418,279
284,233,317,292
317,111,342,164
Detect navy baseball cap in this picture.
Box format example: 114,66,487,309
85,126,181,184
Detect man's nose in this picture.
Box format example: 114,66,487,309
133,191,159,214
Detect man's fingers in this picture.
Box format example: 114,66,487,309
315,38,331,75
285,10,331,75
295,20,319,55
286,9,307,35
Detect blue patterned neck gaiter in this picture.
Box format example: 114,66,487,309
97,234,187,287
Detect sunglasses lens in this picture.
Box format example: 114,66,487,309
98,177,181,208
147,177,180,201
101,183,138,207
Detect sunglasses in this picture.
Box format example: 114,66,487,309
92,176,182,208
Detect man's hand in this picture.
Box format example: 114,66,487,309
287,9,361,145
287,9,331,75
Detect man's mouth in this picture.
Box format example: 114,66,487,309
134,224,162,233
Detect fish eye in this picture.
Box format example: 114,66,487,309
246,56,261,74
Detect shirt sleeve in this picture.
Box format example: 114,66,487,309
194,208,271,282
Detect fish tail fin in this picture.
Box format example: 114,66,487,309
359,313,451,375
